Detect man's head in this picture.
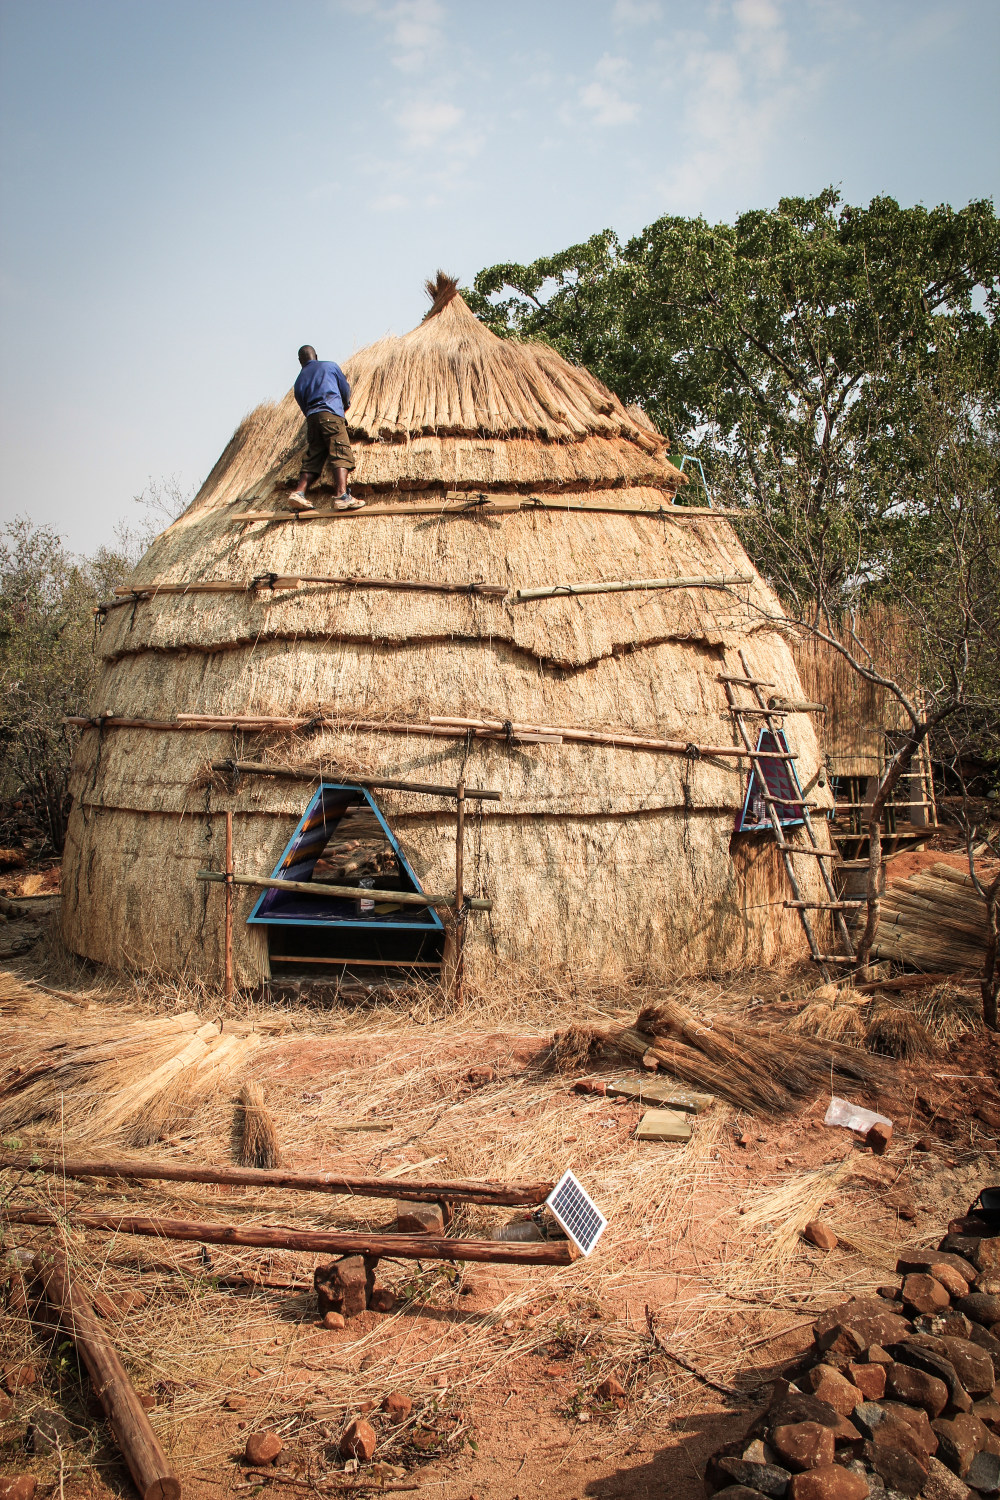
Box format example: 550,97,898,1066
297,345,317,366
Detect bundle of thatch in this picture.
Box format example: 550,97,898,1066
872,862,988,974
62,273,835,989
0,1011,261,1143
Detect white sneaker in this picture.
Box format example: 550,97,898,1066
287,492,315,513
333,491,365,511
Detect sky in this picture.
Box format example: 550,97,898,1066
0,0,998,554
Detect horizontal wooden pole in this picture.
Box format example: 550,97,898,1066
209,761,501,801
512,572,752,602
195,870,492,911
1,1151,551,1206
100,575,509,611
429,715,791,760
34,1251,180,1500
7,1210,576,1266
773,846,836,858
271,954,442,969
718,674,776,688
767,698,828,714
232,496,741,525
784,900,866,910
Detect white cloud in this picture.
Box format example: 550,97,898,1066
612,0,662,23
579,54,639,126
369,191,409,212
395,98,465,149
388,0,446,73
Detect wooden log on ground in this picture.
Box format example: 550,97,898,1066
8,1211,576,1266
1,1151,552,1206
32,1250,180,1500
195,869,492,911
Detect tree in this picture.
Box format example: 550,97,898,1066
469,190,1000,604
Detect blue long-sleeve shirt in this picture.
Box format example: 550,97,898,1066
293,359,351,418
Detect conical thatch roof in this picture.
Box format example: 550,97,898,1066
62,278,834,990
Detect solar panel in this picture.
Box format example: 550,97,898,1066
545,1170,607,1257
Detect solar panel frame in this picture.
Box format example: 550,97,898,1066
545,1169,607,1256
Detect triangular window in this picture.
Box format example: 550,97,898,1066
735,729,805,832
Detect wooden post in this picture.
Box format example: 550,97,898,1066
224,809,234,1004
33,1251,180,1500
453,780,466,1006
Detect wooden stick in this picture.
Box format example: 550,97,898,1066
10,1210,576,1266
224,810,234,1004
428,715,796,760
270,954,441,969
32,1250,180,1500
231,496,740,524
100,575,509,610
2,1151,552,1205
195,869,491,910
210,761,501,801
512,572,753,602
454,779,466,1008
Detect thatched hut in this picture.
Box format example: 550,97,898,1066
62,276,835,989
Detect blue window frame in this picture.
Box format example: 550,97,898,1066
247,783,443,934
735,728,806,832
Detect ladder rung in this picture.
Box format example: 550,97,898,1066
718,674,776,688
728,706,784,715
784,900,865,910
747,750,797,761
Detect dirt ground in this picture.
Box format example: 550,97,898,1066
1,912,997,1500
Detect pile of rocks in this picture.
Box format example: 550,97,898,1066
705,1211,1000,1500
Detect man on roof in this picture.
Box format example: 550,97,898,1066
287,345,364,511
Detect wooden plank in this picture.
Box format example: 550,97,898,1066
210,760,502,801
9,1209,576,1266
33,1251,180,1500
3,1151,551,1206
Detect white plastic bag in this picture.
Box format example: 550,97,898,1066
823,1096,892,1133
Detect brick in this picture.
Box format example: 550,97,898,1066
788,1465,868,1500
245,1432,283,1467
886,1361,950,1417
772,1423,836,1472
803,1222,839,1251
901,1274,951,1316
340,1418,377,1461
846,1363,885,1400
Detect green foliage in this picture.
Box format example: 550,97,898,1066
470,189,1000,606
0,517,132,852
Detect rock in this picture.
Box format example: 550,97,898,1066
974,1403,1000,1434
772,1423,836,1472
966,1451,1000,1493
961,1299,1000,1329
340,1419,377,1461
804,1223,840,1251
816,1309,913,1356
873,1415,937,1463
852,1403,886,1439
596,1376,625,1401
710,1458,791,1497
935,1267,973,1299
887,1341,970,1413
315,1256,372,1319
369,1286,397,1314
245,1432,283,1466
28,1408,84,1454
789,1466,869,1500
976,1108,1000,1132
1,1365,35,1395
943,1339,996,1397
868,1346,893,1365
804,1367,863,1415
933,1416,988,1476
382,1393,413,1421
848,1364,887,1401
885,1362,950,1417
712,1489,770,1500
395,1202,445,1235
899,1253,978,1284
971,1244,1000,1277
969,1330,1000,1364
880,1401,938,1454
223,1395,247,1411
917,1315,976,1341
766,1391,861,1443
901,1276,951,1317
922,1453,974,1500
745,1440,777,1464
866,1441,927,1496
322,1311,346,1330
867,1123,893,1156
0,1480,37,1500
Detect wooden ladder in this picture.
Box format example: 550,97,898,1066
722,649,857,979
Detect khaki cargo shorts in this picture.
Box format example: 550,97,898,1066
304,410,355,476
